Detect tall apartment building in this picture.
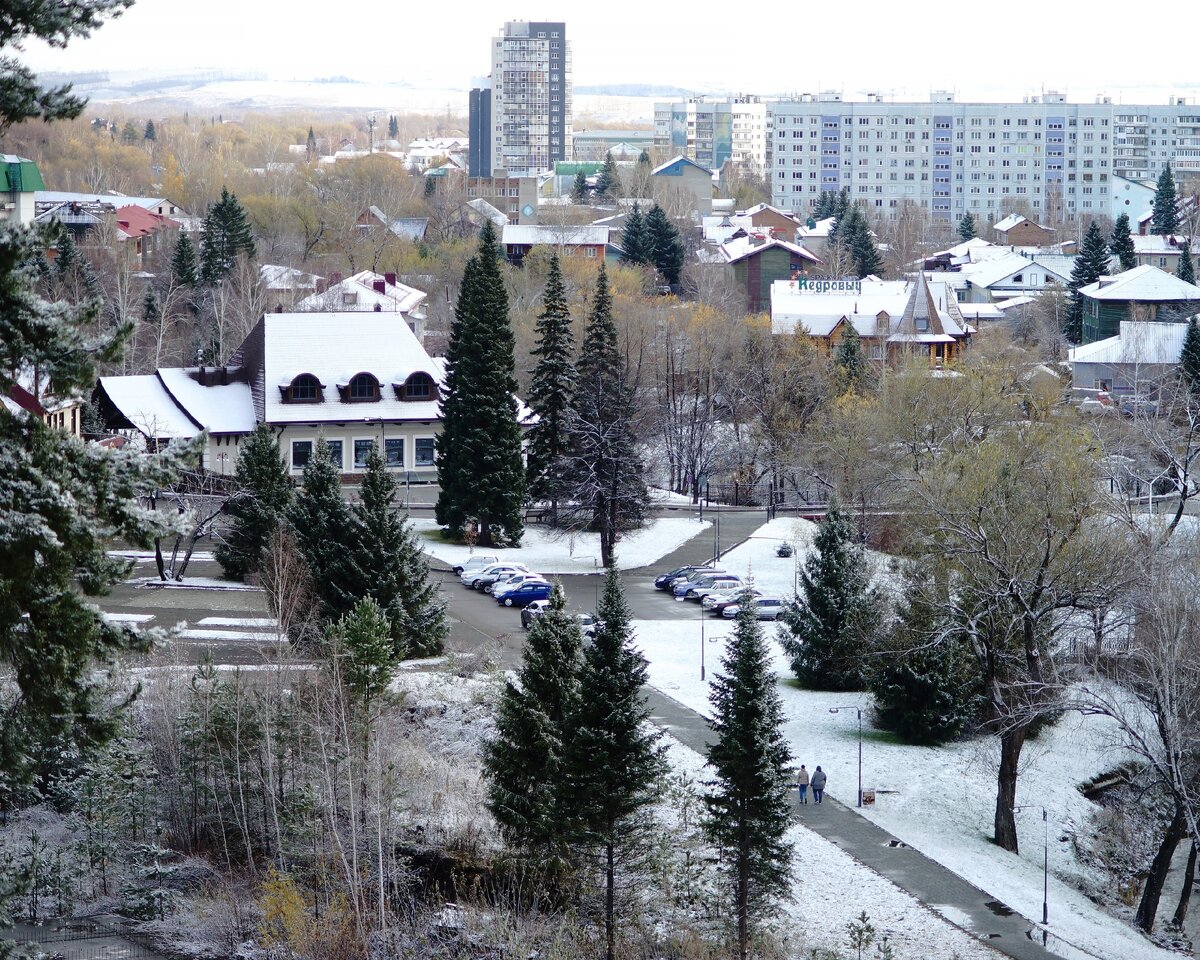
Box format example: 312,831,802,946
468,21,572,178
769,91,1200,222
654,96,771,174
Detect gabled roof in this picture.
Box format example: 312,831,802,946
1069,320,1192,366
720,236,821,265
770,276,971,340
892,271,957,343
502,224,611,247
97,374,202,439
651,155,713,178
1079,264,1200,302
796,216,837,239
1131,234,1192,254
260,264,323,291
296,271,427,315
1,155,44,193
741,202,801,222
465,198,508,227
992,214,1028,232
113,204,179,240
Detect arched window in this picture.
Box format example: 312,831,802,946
403,372,435,400
348,373,379,401
289,374,320,402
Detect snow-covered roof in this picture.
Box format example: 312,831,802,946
796,216,837,239
740,202,800,221
720,236,820,265
34,191,187,215
260,264,322,291
465,198,508,227
1130,234,1193,255
295,271,427,315
771,276,971,339
261,312,444,425
98,375,201,439
651,155,713,178
156,368,256,434
1079,264,1200,302
502,224,611,247
993,296,1038,311
1068,321,1191,366
992,214,1027,233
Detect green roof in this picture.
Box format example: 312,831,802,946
1,156,45,193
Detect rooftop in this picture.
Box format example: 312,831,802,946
1079,264,1200,301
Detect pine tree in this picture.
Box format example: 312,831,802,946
565,265,648,566
484,585,583,852
595,152,621,201
141,287,160,327
1180,317,1200,387
326,597,398,711
834,323,867,393
143,119,156,141
216,423,294,581
705,590,794,960
288,437,365,626
120,120,138,143
387,114,399,139
620,202,650,266
958,212,977,242
435,222,526,545
1065,220,1111,343
171,233,198,288
306,126,317,160
200,187,256,284
353,442,447,658
525,255,576,523
1179,243,1195,285
1110,213,1138,271
571,170,589,203
1152,165,1180,236
561,569,665,960
779,503,883,690
645,203,684,286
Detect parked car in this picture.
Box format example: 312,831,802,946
461,562,528,590
654,564,720,590
452,555,498,576
722,596,786,620
521,601,602,636
1120,396,1158,418
674,573,741,600
496,580,553,607
689,577,747,603
703,587,761,613
492,572,545,598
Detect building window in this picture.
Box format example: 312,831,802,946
354,439,375,469
385,438,404,468
415,438,436,467
403,373,435,400
287,374,321,402
291,440,312,470
348,373,379,401
326,440,344,469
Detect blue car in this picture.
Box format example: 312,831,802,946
496,579,553,607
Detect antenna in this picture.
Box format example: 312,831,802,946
367,114,377,155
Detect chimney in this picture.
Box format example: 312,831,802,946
373,279,386,293
219,366,229,386
274,304,283,313
374,303,382,312
198,364,206,384
384,272,397,286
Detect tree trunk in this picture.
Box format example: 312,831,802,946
1135,807,1185,933
479,520,492,547
1170,839,1197,931
738,839,750,960
605,841,615,960
994,725,1027,853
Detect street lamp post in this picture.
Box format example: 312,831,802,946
829,706,862,807
700,595,705,681
1014,804,1049,926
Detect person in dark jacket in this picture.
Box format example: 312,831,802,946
796,764,810,804
811,766,827,804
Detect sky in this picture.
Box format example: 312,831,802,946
21,0,1200,105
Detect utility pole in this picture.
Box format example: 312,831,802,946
367,114,377,155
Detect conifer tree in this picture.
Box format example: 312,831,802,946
834,323,867,393
140,286,160,327
561,569,665,960
958,212,977,242
327,596,398,712
200,187,256,284
645,203,684,286
525,255,576,523
435,222,526,545
1179,317,1200,387
595,152,621,201
216,423,294,581
1065,220,1110,343
846,206,884,278
705,590,794,960
484,585,583,852
120,120,138,143
288,438,365,625
171,233,198,288
565,265,647,566
620,202,650,266
353,442,446,658
1110,212,1138,271
387,114,399,139
571,170,589,203
1179,243,1196,285
1152,165,1180,236
306,126,317,160
779,503,883,690
814,190,836,219
143,119,155,141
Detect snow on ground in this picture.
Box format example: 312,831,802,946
663,736,1000,959
648,487,737,508
413,516,711,574
127,576,259,591
636,617,1174,960
108,549,216,562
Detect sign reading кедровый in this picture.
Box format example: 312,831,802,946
792,278,863,294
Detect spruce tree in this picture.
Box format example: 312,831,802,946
595,152,621,201
1110,212,1138,271
387,114,399,139
306,126,317,160
216,423,294,581
1065,220,1110,344
140,287,160,327
121,120,138,143
645,203,684,286
566,265,648,566
705,589,794,960
484,585,583,853
847,206,884,279
200,187,256,284
779,503,883,690
287,437,365,626
814,191,836,219
1152,165,1180,236
958,212,977,242
1179,317,1200,387
171,233,198,288
435,222,526,545
525,255,576,523
1179,243,1195,285
620,202,650,266
143,119,155,141
571,170,589,203
353,442,447,658
834,323,867,393
561,569,666,960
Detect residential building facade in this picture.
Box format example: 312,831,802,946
769,92,1200,223
654,96,771,174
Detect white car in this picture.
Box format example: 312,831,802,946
690,578,747,603
722,596,786,621
453,555,498,576
521,601,601,637
461,562,529,590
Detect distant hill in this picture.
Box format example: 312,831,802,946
575,84,697,98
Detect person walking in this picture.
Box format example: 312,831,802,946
796,764,810,804
811,765,827,804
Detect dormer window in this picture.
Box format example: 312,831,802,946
398,372,436,401
284,374,322,403
346,373,381,402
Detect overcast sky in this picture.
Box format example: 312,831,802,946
21,0,1199,104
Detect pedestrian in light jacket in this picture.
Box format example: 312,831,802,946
811,766,827,804
796,764,810,804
